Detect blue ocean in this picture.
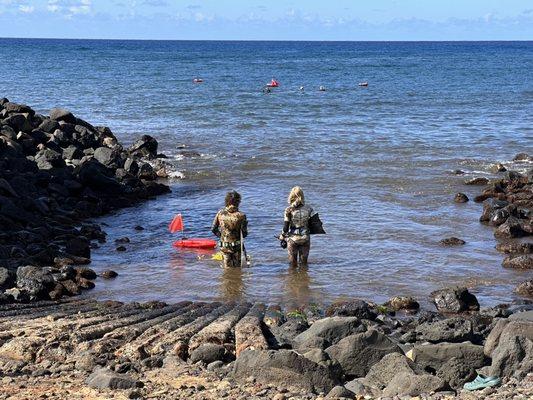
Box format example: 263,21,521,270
1,39,532,307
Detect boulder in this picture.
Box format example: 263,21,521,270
496,242,533,254
502,254,533,269
480,319,533,379
382,372,446,397
16,265,55,299
38,118,60,133
439,237,466,246
325,386,354,399
430,286,479,313
233,350,340,393
513,153,531,162
3,102,34,116
49,108,76,124
65,237,91,259
102,270,118,279
385,296,420,311
515,280,533,297
128,135,158,159
62,145,83,160
325,300,376,320
454,193,469,203
93,146,121,168
362,353,420,389
494,216,526,239
464,177,489,185
292,317,364,350
415,317,473,343
270,317,309,347
436,357,477,390
34,148,65,170
406,342,486,372
86,367,142,390
325,330,401,378
0,267,15,289
189,343,227,364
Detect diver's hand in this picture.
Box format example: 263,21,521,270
278,233,287,241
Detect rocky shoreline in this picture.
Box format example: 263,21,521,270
0,99,171,303
0,293,531,399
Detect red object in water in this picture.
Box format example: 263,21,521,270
266,79,279,88
169,214,184,233
173,239,217,249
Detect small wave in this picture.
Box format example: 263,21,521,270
168,171,185,180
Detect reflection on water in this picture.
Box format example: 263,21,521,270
220,267,244,302
284,266,313,310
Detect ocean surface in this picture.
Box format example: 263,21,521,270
1,39,532,308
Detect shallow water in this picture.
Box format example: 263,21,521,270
1,40,532,308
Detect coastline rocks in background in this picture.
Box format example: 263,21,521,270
233,349,340,393
384,296,420,311
515,280,533,297
464,177,490,186
502,254,533,269
325,300,376,320
325,330,401,378
439,237,466,246
0,99,170,303
430,286,479,313
454,193,469,203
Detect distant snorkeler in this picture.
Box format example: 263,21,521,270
299,86,305,91
263,86,272,94
319,86,326,91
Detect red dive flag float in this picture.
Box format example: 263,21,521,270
266,78,279,88
169,214,184,233
169,213,217,249
173,238,217,249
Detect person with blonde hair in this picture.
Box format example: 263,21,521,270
279,186,315,268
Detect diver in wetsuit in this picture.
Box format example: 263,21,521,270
279,186,315,268
211,191,248,268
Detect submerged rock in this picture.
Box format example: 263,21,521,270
454,193,469,203
439,237,466,246
502,254,533,269
515,280,533,297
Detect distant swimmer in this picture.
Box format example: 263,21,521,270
263,87,272,94
319,86,326,91
299,86,305,91
193,78,204,83
358,82,368,87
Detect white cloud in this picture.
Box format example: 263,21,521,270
19,4,34,13
46,0,92,16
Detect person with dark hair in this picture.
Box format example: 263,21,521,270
211,191,248,268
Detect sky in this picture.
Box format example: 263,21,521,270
0,0,532,40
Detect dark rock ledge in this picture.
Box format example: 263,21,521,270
0,294,531,399
0,98,170,303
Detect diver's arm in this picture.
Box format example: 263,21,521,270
211,212,221,237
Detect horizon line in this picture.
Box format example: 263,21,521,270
0,37,532,43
